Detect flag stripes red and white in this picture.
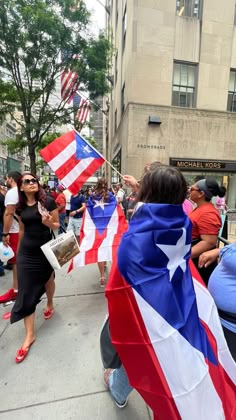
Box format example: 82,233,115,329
61,54,79,103
77,99,91,124
40,131,104,195
106,261,236,420
69,203,127,271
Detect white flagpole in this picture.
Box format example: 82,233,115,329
72,128,123,179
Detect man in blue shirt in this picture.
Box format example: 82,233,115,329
67,189,86,242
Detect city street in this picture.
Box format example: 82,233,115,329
0,263,151,420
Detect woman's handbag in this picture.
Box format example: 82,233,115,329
100,315,122,369
41,230,80,270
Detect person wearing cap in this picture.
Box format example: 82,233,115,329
189,177,225,285
55,185,66,234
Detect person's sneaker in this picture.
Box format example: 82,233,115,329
103,369,128,409
0,288,17,304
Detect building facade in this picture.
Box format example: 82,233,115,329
106,0,236,207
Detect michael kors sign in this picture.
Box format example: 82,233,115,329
170,158,236,172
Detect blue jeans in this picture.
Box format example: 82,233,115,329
58,213,66,234
109,365,133,404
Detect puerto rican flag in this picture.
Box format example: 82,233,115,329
40,131,104,195
106,203,236,420
69,194,127,270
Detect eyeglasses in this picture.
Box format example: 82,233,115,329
22,178,38,185
190,187,200,192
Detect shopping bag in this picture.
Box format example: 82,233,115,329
0,242,14,262
41,230,80,270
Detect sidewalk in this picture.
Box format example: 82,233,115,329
0,263,152,420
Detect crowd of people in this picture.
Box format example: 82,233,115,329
0,166,235,417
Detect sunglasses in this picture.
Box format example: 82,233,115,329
22,178,38,185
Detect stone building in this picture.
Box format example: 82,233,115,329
106,0,236,207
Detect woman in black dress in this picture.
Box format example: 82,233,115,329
11,173,59,363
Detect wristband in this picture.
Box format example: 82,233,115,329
2,233,9,237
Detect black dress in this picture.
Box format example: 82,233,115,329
11,197,57,323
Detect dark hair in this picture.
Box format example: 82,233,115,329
205,177,226,201
7,171,21,183
16,173,47,212
93,177,109,201
136,166,187,205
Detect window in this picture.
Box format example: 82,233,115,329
122,5,127,53
112,150,121,184
172,62,197,108
115,51,118,84
227,70,236,112
116,0,118,27
176,0,201,18
114,109,117,131
121,83,125,114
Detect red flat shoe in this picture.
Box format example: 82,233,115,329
44,308,54,320
15,340,35,364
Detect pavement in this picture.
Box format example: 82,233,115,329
0,263,152,420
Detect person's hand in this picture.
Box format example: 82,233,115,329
2,234,10,246
69,211,77,217
122,175,139,189
198,249,220,268
42,213,53,228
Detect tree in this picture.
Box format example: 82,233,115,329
0,0,111,173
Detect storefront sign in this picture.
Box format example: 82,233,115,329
137,144,165,150
170,158,236,172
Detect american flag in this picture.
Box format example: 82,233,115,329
40,131,104,195
106,203,236,420
73,93,90,125
69,193,127,270
61,52,79,103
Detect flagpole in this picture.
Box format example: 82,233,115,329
73,128,123,179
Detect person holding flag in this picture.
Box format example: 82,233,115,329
106,165,236,420
68,178,127,287
89,178,116,287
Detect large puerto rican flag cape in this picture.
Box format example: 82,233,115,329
69,193,127,270
40,131,104,195
106,203,236,420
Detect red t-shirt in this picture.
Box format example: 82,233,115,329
56,193,66,214
189,202,222,239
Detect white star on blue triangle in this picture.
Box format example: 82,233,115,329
156,228,190,281
93,199,109,210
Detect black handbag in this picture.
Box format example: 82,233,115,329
100,316,122,369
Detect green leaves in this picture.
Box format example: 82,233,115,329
0,0,111,172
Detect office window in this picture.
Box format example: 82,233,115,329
227,70,236,112
121,83,125,114
172,62,197,108
116,0,118,27
176,0,201,18
122,5,127,53
115,51,118,84
114,109,117,131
